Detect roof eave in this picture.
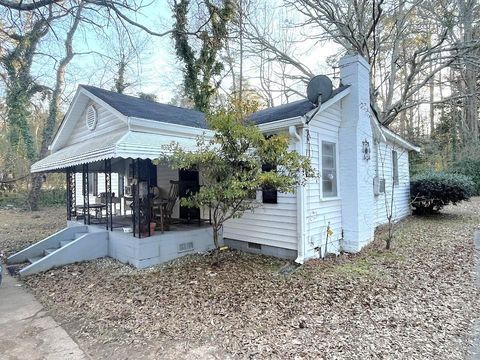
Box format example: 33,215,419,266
305,86,352,120
257,115,305,132
381,126,421,152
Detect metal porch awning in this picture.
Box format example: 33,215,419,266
31,131,200,173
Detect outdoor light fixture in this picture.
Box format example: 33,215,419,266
362,139,371,161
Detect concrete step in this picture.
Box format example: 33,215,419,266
27,255,44,264
19,230,108,277
44,248,58,256
74,232,87,239
60,240,72,247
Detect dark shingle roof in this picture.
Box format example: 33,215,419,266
250,85,350,125
81,85,207,129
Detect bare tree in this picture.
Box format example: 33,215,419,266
27,2,85,210
238,0,480,152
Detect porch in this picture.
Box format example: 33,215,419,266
25,155,218,273
61,156,217,267
9,157,217,276
63,156,212,235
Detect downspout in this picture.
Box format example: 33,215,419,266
290,125,306,264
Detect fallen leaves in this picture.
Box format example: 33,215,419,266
4,199,480,359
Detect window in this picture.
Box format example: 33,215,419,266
392,150,399,185
261,163,278,204
322,141,337,197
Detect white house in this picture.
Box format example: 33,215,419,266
224,54,419,263
8,54,419,276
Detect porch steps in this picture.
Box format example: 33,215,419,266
44,248,57,256
60,240,73,247
7,226,109,277
27,256,44,264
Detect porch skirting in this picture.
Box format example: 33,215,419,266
67,221,217,268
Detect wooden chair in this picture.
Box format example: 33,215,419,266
152,181,179,232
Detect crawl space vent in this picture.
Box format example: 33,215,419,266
248,242,262,250
86,104,98,130
178,241,194,253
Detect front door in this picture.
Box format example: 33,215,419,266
178,169,200,222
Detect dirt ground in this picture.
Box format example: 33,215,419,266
1,200,480,359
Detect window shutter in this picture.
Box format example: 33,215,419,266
262,163,278,204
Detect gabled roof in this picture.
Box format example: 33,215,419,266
80,85,207,129
250,85,350,125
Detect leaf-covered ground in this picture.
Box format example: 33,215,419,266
3,199,480,359
0,206,65,261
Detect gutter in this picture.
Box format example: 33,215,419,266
381,126,421,152
290,125,307,264
257,116,304,133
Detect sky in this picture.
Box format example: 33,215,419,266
30,0,341,109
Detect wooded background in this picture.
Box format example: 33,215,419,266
0,0,479,209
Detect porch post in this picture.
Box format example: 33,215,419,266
132,159,136,237
66,168,75,221
82,164,90,225
104,159,112,231
137,159,141,239
147,159,151,237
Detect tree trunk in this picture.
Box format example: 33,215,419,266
27,173,44,210
27,3,84,211
460,0,479,144
213,225,220,248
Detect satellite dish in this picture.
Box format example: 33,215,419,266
307,75,333,105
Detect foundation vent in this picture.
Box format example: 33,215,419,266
248,242,262,250
178,241,194,253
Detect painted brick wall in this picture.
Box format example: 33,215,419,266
338,54,375,252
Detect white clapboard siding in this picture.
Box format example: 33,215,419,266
223,140,298,250
373,141,411,226
74,172,120,207
66,100,127,147
304,103,343,255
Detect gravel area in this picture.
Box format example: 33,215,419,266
2,199,480,359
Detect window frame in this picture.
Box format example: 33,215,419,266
320,140,338,198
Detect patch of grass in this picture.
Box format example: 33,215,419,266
333,259,372,276
368,250,406,263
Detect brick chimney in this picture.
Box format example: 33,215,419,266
338,54,375,252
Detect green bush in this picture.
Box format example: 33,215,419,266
448,158,480,196
410,172,475,214
39,188,66,207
